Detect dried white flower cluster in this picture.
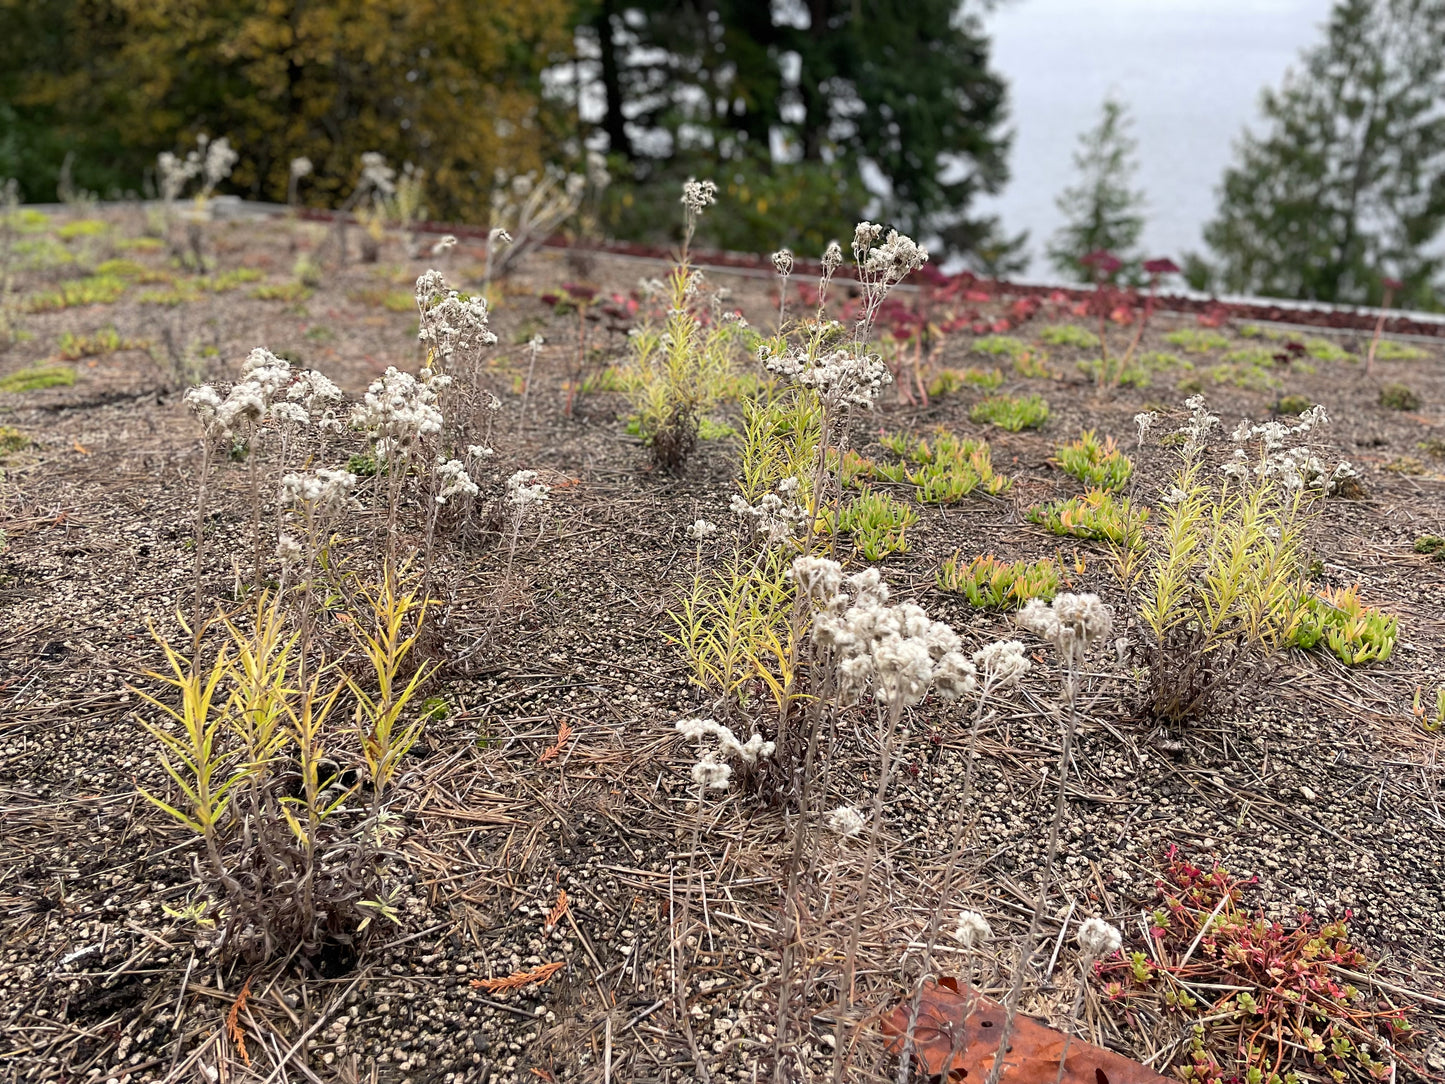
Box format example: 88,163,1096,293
1076,916,1122,957
1178,394,1220,458
771,248,794,277
289,156,313,179
794,560,976,707
359,151,396,198
185,349,341,441
281,468,357,515
1224,404,1353,492
972,639,1032,692
952,910,994,948
1019,593,1114,673
675,718,776,792
729,480,805,547
351,367,443,461
506,469,551,509
761,345,893,412
825,805,866,838
680,178,718,215
854,223,929,281
687,519,717,541
435,459,480,505
414,270,498,368
158,135,237,203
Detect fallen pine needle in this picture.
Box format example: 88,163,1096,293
537,720,572,764
544,889,569,933
226,977,252,1067
470,961,566,992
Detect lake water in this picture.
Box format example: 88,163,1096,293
975,0,1336,275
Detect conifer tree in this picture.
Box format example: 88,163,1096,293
1047,97,1146,283
1203,0,1445,307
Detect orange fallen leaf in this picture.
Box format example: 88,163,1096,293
469,960,565,992
544,890,569,933
226,977,252,1067
537,719,572,764
73,442,90,455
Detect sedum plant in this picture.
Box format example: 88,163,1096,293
872,429,1011,502
823,487,917,561
1055,429,1133,489
937,552,1064,609
970,393,1050,431
1287,584,1398,665
1027,487,1146,548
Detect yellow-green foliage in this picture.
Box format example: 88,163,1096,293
1134,423,1330,721
828,447,877,489
1414,685,1445,731
1304,337,1354,363
970,393,1049,431
58,218,110,240
1013,348,1057,379
937,552,1063,609
580,365,629,394
1055,430,1133,490
928,366,1003,396
974,334,1030,357
1028,488,1145,548
1287,585,1398,666
347,574,434,796
737,386,821,505
1040,324,1100,349
1165,328,1230,353
872,429,1010,502
1379,382,1421,411
672,551,797,715
0,365,76,392
1374,339,1427,361
624,264,746,469
254,281,315,303
0,426,28,455
25,274,127,311
54,326,140,360
825,487,917,561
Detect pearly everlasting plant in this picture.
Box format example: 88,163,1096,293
675,717,775,792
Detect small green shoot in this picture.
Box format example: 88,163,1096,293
970,394,1049,432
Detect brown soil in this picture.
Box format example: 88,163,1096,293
1,207,1443,1084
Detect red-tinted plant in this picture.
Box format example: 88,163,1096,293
1096,849,1418,1084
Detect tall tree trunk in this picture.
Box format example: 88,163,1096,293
594,0,633,159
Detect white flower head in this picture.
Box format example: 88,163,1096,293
953,910,993,948
1134,411,1158,447
771,248,794,277
430,234,458,257
825,805,866,838
507,469,551,509
687,519,718,542
276,534,303,567
1077,917,1123,958
822,241,843,275
435,458,479,505
289,156,313,179
972,640,1031,691
680,177,718,215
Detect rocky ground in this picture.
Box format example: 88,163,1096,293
0,205,1443,1084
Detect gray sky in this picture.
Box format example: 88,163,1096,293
975,0,1336,273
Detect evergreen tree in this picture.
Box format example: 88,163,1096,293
580,0,1020,260
1203,0,1445,308
1047,97,1146,283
